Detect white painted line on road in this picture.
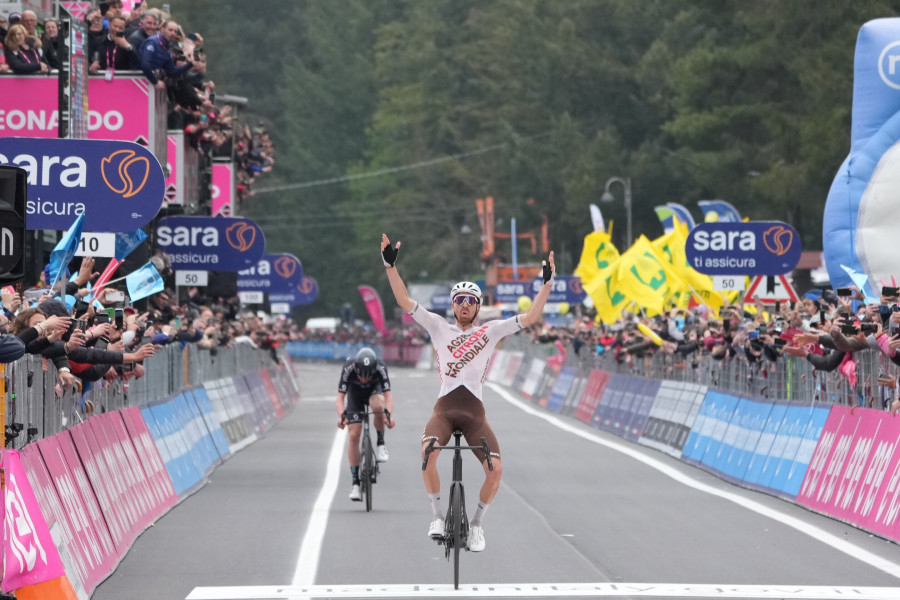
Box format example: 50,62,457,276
187,582,900,599
487,383,900,581
292,427,346,586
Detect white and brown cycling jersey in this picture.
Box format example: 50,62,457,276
408,301,523,400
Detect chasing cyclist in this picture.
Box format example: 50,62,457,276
381,233,554,552
336,347,396,501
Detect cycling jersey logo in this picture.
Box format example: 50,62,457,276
762,225,793,256
100,149,151,198
225,222,257,252
274,255,297,279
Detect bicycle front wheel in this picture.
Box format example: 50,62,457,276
449,481,465,589
361,434,373,512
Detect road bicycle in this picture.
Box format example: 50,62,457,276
343,408,389,512
422,429,493,590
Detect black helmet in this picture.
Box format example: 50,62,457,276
355,348,377,379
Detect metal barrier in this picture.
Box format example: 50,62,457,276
1,343,283,450
499,334,898,410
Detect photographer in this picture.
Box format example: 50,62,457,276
89,15,138,74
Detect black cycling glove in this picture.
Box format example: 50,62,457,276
542,258,554,284
382,243,399,268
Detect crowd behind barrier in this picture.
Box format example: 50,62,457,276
0,1,275,208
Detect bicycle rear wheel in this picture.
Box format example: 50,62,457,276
361,434,373,512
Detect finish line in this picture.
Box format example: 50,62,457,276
186,583,900,599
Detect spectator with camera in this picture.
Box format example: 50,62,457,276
138,19,194,91
90,15,138,75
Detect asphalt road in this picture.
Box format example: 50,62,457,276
92,362,900,600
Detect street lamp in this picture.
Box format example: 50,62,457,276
601,176,632,248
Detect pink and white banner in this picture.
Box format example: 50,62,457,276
36,435,115,594
797,405,900,542
358,285,387,335
1,450,65,593
211,162,235,217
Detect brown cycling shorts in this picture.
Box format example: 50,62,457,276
421,386,500,463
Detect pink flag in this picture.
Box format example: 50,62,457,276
1,450,66,593
358,285,387,336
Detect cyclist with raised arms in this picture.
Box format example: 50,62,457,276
336,347,396,501
381,233,555,552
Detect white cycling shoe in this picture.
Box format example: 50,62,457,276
349,484,361,501
376,445,389,463
428,518,444,539
467,525,485,552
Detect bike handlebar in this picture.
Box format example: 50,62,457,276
340,408,391,426
421,435,494,472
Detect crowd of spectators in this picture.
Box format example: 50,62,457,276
0,1,275,207
0,253,297,399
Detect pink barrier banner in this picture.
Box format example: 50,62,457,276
797,405,860,512
574,370,610,423
102,412,164,531
260,370,287,419
118,407,178,513
36,436,115,594
165,134,179,203
68,422,132,555
0,76,152,142
0,450,65,593
798,405,900,541
19,445,88,598
211,162,234,216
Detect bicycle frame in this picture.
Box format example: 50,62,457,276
344,408,390,513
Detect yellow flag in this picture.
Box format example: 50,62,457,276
574,231,620,286
583,258,631,325
612,236,685,315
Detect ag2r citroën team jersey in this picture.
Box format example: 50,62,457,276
409,302,523,400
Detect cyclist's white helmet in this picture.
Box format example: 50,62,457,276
450,281,482,303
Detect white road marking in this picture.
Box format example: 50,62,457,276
291,427,346,586
187,582,900,599
486,383,900,581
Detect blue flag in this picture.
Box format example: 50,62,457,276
126,261,164,302
47,213,86,290
665,202,696,229
697,200,742,223
115,228,148,261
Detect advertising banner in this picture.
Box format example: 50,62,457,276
574,369,609,424
156,216,266,271
270,275,319,307
742,402,789,487
237,253,303,292
686,221,802,276
118,407,179,510
19,444,88,599
36,435,115,594
0,450,66,593
0,75,166,160
67,422,132,554
796,405,900,539
545,367,576,413
528,275,586,304
681,391,740,466
211,162,234,217
0,137,165,231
